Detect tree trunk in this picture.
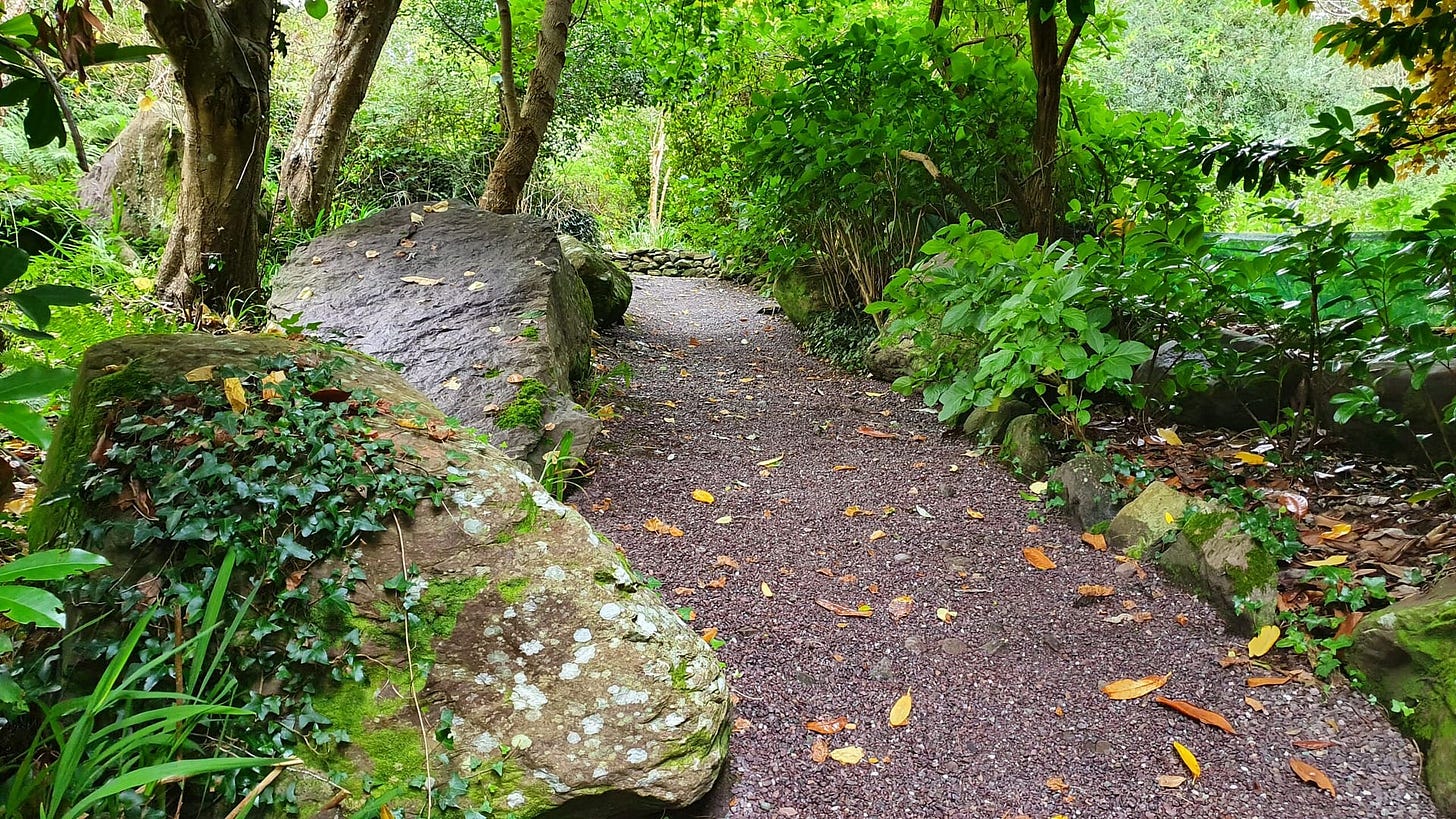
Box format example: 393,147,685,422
276,0,402,229
1025,3,1081,243
478,0,573,214
142,0,273,309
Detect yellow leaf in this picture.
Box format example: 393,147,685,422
400,275,444,286
1319,524,1352,540
468,281,486,291
760,582,773,598
1029,480,1049,494
935,607,957,623
131,276,154,292
715,515,733,524
692,489,716,504
757,456,784,468
184,365,215,383
381,806,396,819
1233,451,1267,465
1156,427,1183,446
888,691,912,727
1248,625,1280,658
1303,554,1348,566
828,746,865,765
1101,674,1170,700
965,508,985,519
222,377,248,413
1164,512,1176,524
1173,741,1201,779
869,530,887,541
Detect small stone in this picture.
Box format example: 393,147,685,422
868,658,895,681
938,637,969,656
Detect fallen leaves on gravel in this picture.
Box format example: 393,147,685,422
1045,777,1068,792
1155,697,1235,734
1248,625,1280,658
936,607,957,623
816,599,872,617
1022,547,1056,570
810,740,829,763
1100,675,1169,700
1174,741,1200,779
889,595,915,620
706,576,727,589
714,555,741,570
966,508,985,519
889,691,912,727
701,627,718,643
1293,740,1339,750
1290,758,1336,796
731,717,751,733
644,518,684,537
760,582,773,597
832,464,857,471
1157,775,1186,789
692,489,716,503
1247,676,1291,687
856,426,898,439
1077,584,1115,598
844,505,873,517
829,746,866,765
714,515,733,524
869,530,887,541
806,716,849,735
1081,532,1108,550
1245,696,1265,712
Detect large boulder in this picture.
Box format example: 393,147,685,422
963,399,1033,446
998,414,1053,478
771,262,836,329
1348,578,1456,815
269,205,598,469
1107,482,1277,633
1050,453,1122,531
559,235,632,328
32,333,731,818
77,103,182,243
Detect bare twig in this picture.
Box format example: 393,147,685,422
222,761,301,819
394,514,434,818
17,45,89,171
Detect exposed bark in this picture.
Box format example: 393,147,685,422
495,0,520,133
141,0,274,309
478,0,573,214
929,0,944,26
276,0,403,229
1025,2,1081,243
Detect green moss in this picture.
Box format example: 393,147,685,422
497,576,530,604
1229,546,1279,598
669,660,689,689
496,379,548,430
1181,509,1232,544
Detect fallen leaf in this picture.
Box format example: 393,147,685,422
132,276,155,292
1175,614,1189,626
810,739,829,763
1155,697,1235,734
222,377,248,413
833,464,858,472
364,249,380,259
1233,451,1267,465
760,582,773,598
1319,524,1353,541
1029,480,1049,494
856,426,898,439
1045,776,1068,792
400,275,443,286
869,530,887,541
935,607,957,623
757,456,784,468
714,555,741,570
468,281,486,291
806,716,849,735
1333,611,1365,640
715,515,733,525
889,595,915,620
692,488,716,504
1274,491,1310,517
829,746,865,765
701,627,719,643
1156,428,1184,446
966,508,985,519
1294,740,1339,750
506,373,525,384
889,691,912,727
1245,696,1265,712
729,716,750,733
1156,775,1186,789
1173,741,1201,779
184,365,215,382
1081,532,1108,550
817,599,872,618
844,505,872,517
644,518,685,537
1248,625,1280,658
706,576,727,589
1023,547,1056,570
1290,758,1336,796
1077,584,1115,597
1247,676,1291,687
441,376,461,391
1100,675,1169,701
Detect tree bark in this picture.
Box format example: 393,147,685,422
478,0,573,214
1025,2,1081,243
141,0,274,309
276,0,403,229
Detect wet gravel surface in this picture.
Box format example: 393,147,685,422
576,275,1436,819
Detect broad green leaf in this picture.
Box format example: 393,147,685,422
0,364,74,401
0,401,50,447
0,583,66,627
0,549,108,584
0,245,27,289
304,0,329,18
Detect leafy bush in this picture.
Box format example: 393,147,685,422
800,310,877,372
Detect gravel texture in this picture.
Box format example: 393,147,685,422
576,275,1437,819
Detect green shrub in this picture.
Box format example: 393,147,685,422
801,310,876,372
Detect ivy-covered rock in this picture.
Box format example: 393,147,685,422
1348,578,1456,815
771,261,836,329
268,204,598,470
1050,453,1122,531
998,414,1052,478
1106,483,1277,634
559,235,632,328
33,333,730,819
77,102,183,243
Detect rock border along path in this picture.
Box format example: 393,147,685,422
577,275,1436,819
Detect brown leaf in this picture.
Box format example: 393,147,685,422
1156,775,1186,789
285,569,307,591
1101,674,1170,700
1333,610,1365,639
1293,740,1339,750
1045,776,1068,792
706,575,728,589
856,425,899,439
1077,584,1115,597
1246,676,1291,687
1080,532,1108,551
817,599,872,618
888,595,915,620
731,716,752,733
806,716,849,735
1245,696,1265,712
644,517,685,537
714,555,741,570
1290,758,1336,796
810,739,829,763
1155,697,1236,734
1023,547,1056,570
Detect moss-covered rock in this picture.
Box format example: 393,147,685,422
34,333,730,819
1050,453,1122,531
771,262,836,329
998,413,1052,478
559,235,632,328
1105,481,1190,556
1348,578,1456,815
963,399,1033,446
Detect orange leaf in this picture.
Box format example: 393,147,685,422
810,739,829,763
1155,697,1236,734
817,599,872,618
1023,547,1056,570
966,508,985,519
1077,584,1115,597
706,576,727,589
1100,674,1170,701
1080,532,1108,550
1246,676,1291,687
700,627,718,643
856,426,899,439
1290,758,1336,796
1333,611,1365,640
1293,740,1338,750
806,716,849,735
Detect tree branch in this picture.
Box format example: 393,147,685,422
1057,19,1085,74
18,46,88,171
496,0,519,134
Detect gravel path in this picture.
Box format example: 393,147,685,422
576,275,1436,819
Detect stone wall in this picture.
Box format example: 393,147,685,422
606,248,721,277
